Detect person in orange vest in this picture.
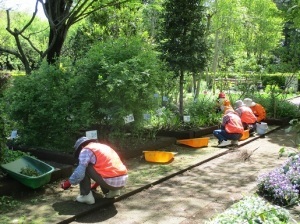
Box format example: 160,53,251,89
213,106,244,147
243,98,266,122
216,92,231,113
60,137,128,204
235,100,257,134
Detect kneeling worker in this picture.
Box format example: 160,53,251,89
213,106,244,147
61,137,128,204
243,98,266,122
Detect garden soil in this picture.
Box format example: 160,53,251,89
1,127,300,224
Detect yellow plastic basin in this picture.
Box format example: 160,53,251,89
177,137,209,148
239,129,249,141
143,151,176,163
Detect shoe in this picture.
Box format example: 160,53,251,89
105,190,121,198
218,140,231,147
76,191,95,204
231,140,239,145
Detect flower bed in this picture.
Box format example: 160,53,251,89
206,195,291,224
257,154,300,206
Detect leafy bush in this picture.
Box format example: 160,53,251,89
206,195,291,224
257,154,300,206
74,36,175,134
3,60,80,151
3,36,175,151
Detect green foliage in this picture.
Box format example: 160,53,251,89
0,196,21,215
206,195,291,224
75,36,174,134
159,0,208,73
185,94,222,126
1,149,29,164
3,60,80,151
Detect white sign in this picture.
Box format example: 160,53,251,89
124,114,135,124
10,130,18,139
143,113,151,120
153,93,159,98
183,116,191,122
156,108,164,116
163,96,168,102
86,130,98,139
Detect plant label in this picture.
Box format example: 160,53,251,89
86,130,98,139
143,113,151,120
163,96,168,101
124,114,134,124
183,116,190,122
156,108,164,116
153,93,159,98
10,130,18,139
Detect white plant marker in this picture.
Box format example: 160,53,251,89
156,107,164,116
86,130,98,139
143,113,151,120
124,114,134,124
10,130,18,139
163,96,168,101
183,116,191,122
154,93,159,98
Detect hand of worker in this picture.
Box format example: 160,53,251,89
91,182,99,190
61,180,71,190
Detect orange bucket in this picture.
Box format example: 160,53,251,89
143,151,176,163
239,129,249,141
177,137,209,148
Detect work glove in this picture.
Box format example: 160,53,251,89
61,180,71,190
91,182,99,190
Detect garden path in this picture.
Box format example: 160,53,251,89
71,127,300,224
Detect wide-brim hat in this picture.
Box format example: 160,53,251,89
243,98,256,107
235,100,245,108
74,136,95,158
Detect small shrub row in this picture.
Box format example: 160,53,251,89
206,195,291,224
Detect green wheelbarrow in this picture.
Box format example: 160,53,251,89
1,155,55,189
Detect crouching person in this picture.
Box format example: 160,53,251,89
213,107,244,147
61,137,128,204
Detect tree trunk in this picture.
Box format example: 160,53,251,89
0,116,6,163
179,70,184,118
47,25,68,64
211,30,220,95
45,0,71,64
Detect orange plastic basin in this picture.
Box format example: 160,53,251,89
177,137,209,148
143,151,176,163
239,129,249,141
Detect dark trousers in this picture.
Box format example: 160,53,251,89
80,164,124,195
213,129,242,143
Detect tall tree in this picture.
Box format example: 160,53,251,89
159,0,208,117
1,0,133,74
273,0,300,73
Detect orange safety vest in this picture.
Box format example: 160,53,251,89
237,106,257,124
250,104,266,122
225,113,244,134
85,143,128,178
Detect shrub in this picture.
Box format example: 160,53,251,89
206,195,291,224
3,60,80,151
74,36,175,134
